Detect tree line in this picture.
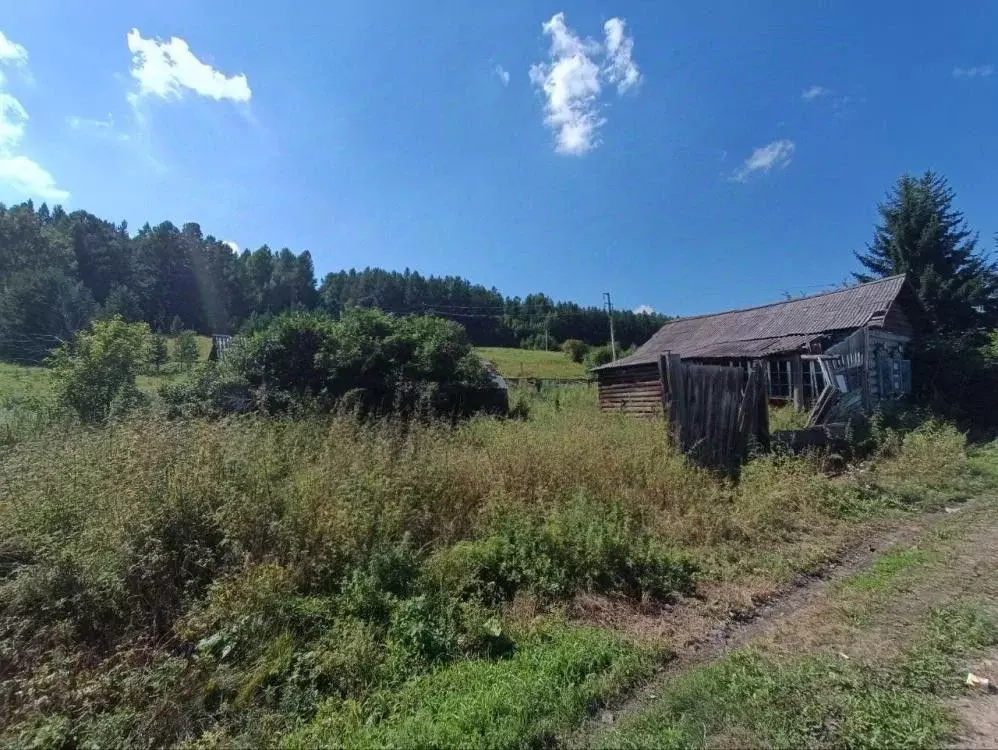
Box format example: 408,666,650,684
0,200,668,363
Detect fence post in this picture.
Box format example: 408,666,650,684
663,354,684,448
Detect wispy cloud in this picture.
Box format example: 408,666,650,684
0,30,68,201
529,12,641,156
801,85,830,101
223,240,239,253
953,65,994,79
127,29,252,104
66,113,129,142
730,139,795,183
494,64,510,86
603,18,640,93
633,304,655,315
0,29,27,66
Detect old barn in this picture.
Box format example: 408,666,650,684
595,275,920,417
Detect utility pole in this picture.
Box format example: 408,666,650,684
544,317,549,351
603,292,617,361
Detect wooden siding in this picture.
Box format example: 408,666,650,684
866,328,911,404
596,363,663,417
881,302,914,337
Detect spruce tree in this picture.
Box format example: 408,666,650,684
855,171,998,333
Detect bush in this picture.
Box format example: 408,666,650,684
150,333,169,373
584,345,615,369
561,339,590,363
912,331,998,435
426,495,697,603
48,316,151,423
165,309,505,420
175,330,200,370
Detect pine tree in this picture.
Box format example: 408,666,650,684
855,172,998,333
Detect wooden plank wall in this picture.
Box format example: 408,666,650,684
662,355,769,474
596,363,663,416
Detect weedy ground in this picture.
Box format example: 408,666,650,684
1,377,996,747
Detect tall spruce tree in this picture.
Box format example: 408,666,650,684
855,171,998,333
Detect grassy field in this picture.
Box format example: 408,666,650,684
476,346,588,379
2,370,996,746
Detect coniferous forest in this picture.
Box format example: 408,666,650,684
0,200,668,363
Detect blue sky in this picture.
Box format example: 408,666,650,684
0,1,996,316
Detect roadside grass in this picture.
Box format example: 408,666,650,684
587,599,998,750
837,547,937,594
476,346,588,379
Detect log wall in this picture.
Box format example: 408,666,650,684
596,363,663,417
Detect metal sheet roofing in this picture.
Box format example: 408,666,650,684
598,275,908,369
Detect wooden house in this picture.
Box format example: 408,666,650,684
594,275,919,417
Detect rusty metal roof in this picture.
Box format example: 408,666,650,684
598,274,908,369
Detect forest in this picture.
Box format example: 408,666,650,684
0,200,669,363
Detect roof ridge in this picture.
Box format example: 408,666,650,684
661,274,906,326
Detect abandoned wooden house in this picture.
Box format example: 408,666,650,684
595,274,919,417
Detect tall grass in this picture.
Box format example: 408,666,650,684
0,385,984,745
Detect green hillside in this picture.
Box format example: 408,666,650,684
475,347,588,379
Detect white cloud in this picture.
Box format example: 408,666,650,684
0,156,69,201
802,85,830,101
127,29,252,103
0,29,28,66
0,92,27,149
66,113,128,141
0,31,69,202
633,304,655,315
530,12,640,155
223,240,239,253
603,18,640,93
953,65,994,78
494,64,510,86
730,139,796,182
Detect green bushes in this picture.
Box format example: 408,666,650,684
584,344,615,369
427,495,697,603
561,338,590,363
48,316,151,423
163,309,505,419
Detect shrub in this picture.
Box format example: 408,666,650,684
48,316,151,423
561,339,590,363
584,345,615,369
150,333,169,373
165,309,505,420
175,330,200,370
426,495,697,603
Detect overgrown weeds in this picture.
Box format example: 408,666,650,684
0,386,989,745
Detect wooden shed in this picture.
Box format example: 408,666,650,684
595,275,920,417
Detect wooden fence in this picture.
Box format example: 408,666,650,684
659,354,769,474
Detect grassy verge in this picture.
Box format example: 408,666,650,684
476,346,587,379
588,600,997,749
585,486,998,749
